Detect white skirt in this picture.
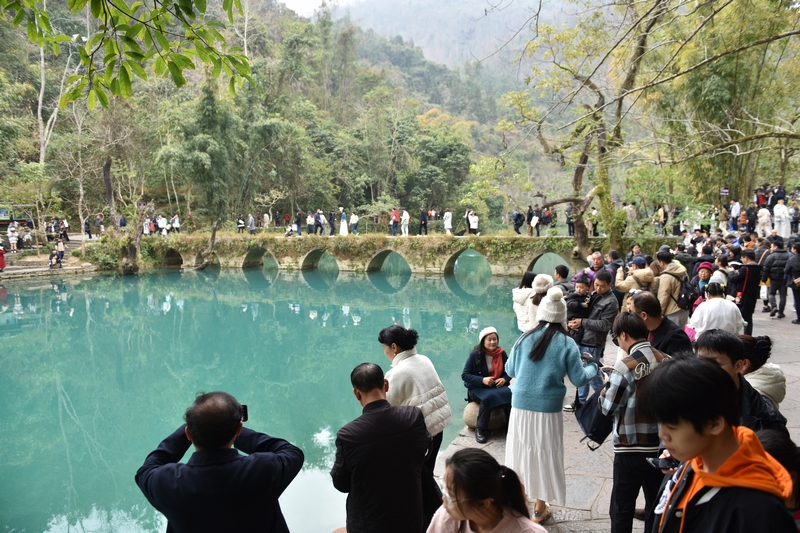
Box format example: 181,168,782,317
504,408,565,505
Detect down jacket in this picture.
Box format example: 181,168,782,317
512,287,536,332
761,248,789,283
386,349,451,437
657,261,688,316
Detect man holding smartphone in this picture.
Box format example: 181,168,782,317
599,312,670,533
135,392,304,533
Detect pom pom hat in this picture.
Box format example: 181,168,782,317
536,287,567,328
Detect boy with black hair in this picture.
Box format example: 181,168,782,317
638,357,794,533
695,329,787,434
565,276,592,343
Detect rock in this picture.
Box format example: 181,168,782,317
463,401,506,430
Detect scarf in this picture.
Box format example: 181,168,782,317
485,346,505,379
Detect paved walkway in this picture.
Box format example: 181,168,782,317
435,293,800,532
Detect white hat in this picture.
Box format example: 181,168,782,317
532,274,554,294
478,326,497,345
536,287,567,327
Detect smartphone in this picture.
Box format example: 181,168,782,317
241,404,249,422
646,457,680,470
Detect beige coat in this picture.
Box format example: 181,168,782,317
657,261,687,316
615,267,654,309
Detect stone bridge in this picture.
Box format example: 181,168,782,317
143,234,611,278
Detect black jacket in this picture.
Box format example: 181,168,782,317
135,426,304,533
331,400,430,533
728,263,762,312
761,248,789,283
674,252,693,273
738,374,788,434
784,252,800,281
649,317,692,356
580,290,619,348
655,462,795,533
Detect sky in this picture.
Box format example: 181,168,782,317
279,0,360,18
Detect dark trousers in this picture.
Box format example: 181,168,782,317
567,221,575,236
468,390,511,430
741,303,755,335
769,281,787,313
513,223,522,234
418,222,427,235
610,451,664,533
421,431,444,529
792,286,800,319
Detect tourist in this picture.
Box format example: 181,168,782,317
349,211,359,235
331,363,430,533
379,325,450,525
461,327,512,444
391,207,399,236
512,207,524,235
739,335,785,406
55,238,66,267
0,244,5,272
625,243,642,264
761,239,789,318
512,271,536,332
689,282,744,336
571,251,613,289
339,207,348,236
784,242,800,325
695,329,788,433
468,210,479,235
614,256,653,310
525,274,553,334
236,214,245,233
306,212,314,235
418,207,428,236
135,391,304,532
247,213,255,235
83,217,92,240
628,292,692,355
564,276,591,351
637,358,795,533
527,205,535,236
774,199,790,239
428,448,546,533
756,204,772,237
568,270,617,407
789,200,800,235
505,287,598,525
401,208,410,237
443,208,452,235
756,429,800,526
314,209,324,235
328,209,336,236
727,249,762,334
60,218,70,241
656,250,690,327
171,214,180,233
7,227,17,254
599,312,668,533
566,203,576,236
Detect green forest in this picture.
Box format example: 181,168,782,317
1,0,799,250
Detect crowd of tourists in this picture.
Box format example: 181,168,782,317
130,186,800,533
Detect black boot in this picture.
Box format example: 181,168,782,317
475,428,488,444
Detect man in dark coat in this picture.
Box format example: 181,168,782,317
761,240,789,318
628,292,692,356
135,392,304,533
728,249,762,335
418,207,428,236
331,363,431,533
691,245,716,277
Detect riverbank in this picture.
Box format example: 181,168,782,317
434,294,800,532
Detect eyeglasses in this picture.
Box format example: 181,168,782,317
438,480,469,506
611,333,619,346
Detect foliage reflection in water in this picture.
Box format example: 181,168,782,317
0,267,519,532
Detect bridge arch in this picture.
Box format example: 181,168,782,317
366,250,412,272
301,249,337,270
161,248,184,267
443,249,490,275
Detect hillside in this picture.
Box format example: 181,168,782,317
343,0,570,70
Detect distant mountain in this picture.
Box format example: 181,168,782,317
343,0,569,70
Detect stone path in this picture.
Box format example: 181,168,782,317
435,293,800,532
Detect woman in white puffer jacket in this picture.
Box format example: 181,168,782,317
512,271,537,332
741,334,786,405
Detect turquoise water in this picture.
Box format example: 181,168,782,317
0,251,571,532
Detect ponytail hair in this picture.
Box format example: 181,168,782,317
445,448,530,519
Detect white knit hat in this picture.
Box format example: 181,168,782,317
478,326,498,345
536,287,567,327
532,274,554,294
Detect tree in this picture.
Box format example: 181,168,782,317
0,0,251,106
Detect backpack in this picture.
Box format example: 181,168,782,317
513,211,524,224
663,271,699,311
632,275,652,292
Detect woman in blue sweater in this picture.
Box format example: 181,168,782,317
504,287,598,525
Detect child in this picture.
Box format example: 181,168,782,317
638,357,794,533
565,276,592,344
48,249,59,269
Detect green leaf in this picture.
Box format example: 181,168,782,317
54,34,73,43
154,29,170,51
87,88,97,110
222,0,233,23
90,0,101,18
229,75,236,97
95,84,109,108
26,19,38,42
154,56,167,77
194,44,209,63
127,60,148,80
169,52,195,70
126,22,143,39
103,63,114,83
110,77,119,95
210,55,221,78
52,41,59,56
119,63,132,98
196,0,206,13
167,61,186,87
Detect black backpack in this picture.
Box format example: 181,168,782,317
664,271,699,311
